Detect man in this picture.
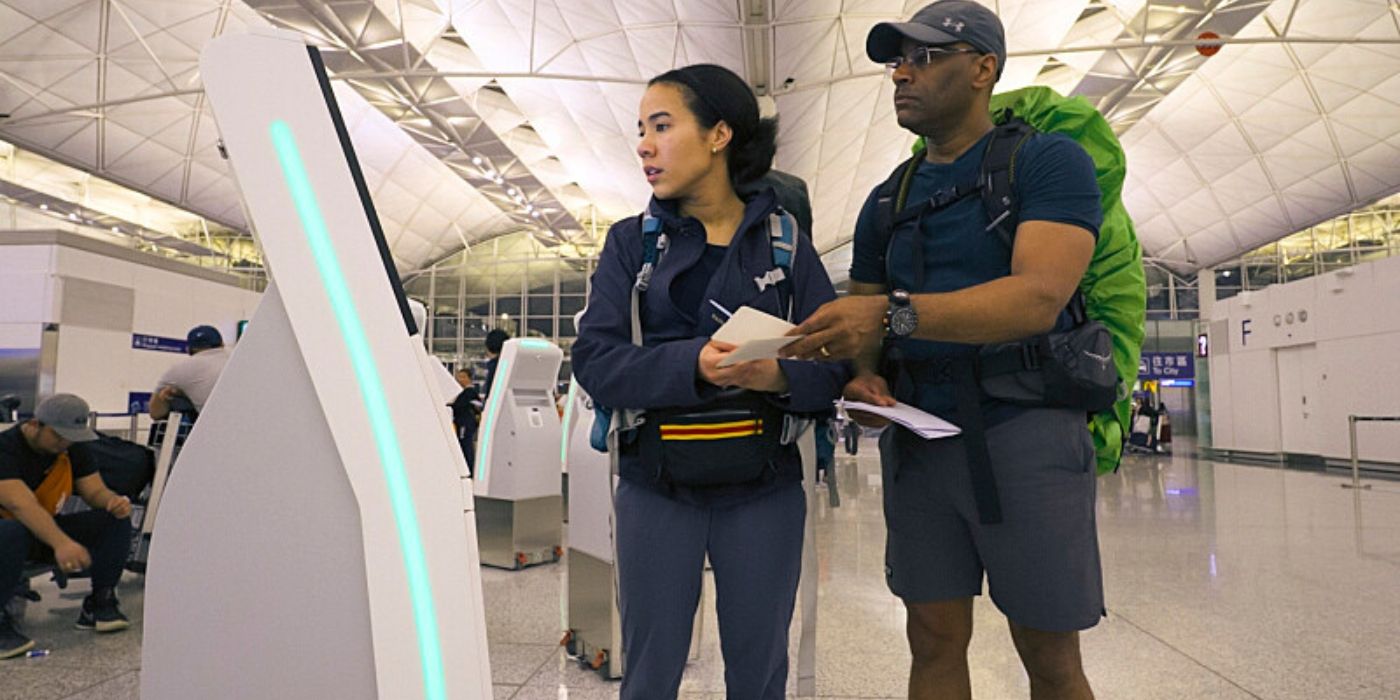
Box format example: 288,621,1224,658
783,2,1104,698
450,368,481,474
1,394,135,659
481,329,510,399
149,325,230,420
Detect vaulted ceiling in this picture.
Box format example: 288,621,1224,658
2,0,1397,275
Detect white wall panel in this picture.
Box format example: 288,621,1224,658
0,272,56,323
1209,356,1234,448
1227,350,1281,453
1316,333,1400,463
0,323,42,348
0,245,55,273
1210,252,1400,463
53,325,131,412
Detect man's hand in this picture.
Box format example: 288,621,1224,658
842,373,896,428
106,494,133,519
53,539,92,574
698,341,790,393
780,295,886,361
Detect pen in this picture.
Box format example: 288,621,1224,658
709,300,734,319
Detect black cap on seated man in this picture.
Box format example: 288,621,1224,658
1,394,136,660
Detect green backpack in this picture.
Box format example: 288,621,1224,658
894,86,1147,475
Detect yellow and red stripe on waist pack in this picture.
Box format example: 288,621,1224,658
658,418,764,441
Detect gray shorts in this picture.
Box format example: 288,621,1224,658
879,407,1104,632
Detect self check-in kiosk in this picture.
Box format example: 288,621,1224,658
561,381,623,677
473,338,564,569
142,29,491,700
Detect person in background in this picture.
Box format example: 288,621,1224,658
481,329,510,399
149,325,230,421
450,368,481,474
1,394,134,659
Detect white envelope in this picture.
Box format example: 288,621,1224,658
839,399,961,440
711,306,803,368
712,306,796,345
717,335,804,367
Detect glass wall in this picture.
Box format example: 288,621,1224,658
402,232,597,379
1214,193,1400,300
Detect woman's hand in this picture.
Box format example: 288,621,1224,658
698,341,790,393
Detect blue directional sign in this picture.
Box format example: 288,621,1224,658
132,334,188,354
1139,352,1195,380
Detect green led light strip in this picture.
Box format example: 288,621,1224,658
474,354,511,481
560,379,578,466
270,120,445,700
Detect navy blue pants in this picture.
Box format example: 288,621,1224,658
1,511,133,596
614,479,805,700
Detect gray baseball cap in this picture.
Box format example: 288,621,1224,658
867,0,1007,79
35,393,98,443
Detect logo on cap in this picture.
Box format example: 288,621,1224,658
943,17,965,33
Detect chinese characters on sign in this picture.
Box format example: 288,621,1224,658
1139,352,1195,380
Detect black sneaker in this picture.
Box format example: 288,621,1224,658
0,611,35,659
75,589,130,633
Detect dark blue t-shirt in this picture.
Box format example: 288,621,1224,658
673,243,729,325
849,129,1102,422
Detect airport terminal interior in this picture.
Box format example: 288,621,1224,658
1,0,1399,698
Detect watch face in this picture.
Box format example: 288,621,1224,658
890,307,918,337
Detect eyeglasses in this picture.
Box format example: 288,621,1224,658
884,45,982,72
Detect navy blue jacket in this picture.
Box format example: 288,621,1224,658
573,188,848,501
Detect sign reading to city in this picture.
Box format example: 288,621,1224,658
1139,352,1195,380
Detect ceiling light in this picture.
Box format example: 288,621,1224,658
530,210,542,219
471,156,482,166
111,226,120,233
67,212,78,221
39,203,47,210
1145,33,1162,43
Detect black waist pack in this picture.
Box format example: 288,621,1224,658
978,319,1119,412
637,391,787,487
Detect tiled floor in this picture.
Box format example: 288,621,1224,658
5,439,1400,699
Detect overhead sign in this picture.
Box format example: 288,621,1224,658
132,334,188,354
1140,352,1195,380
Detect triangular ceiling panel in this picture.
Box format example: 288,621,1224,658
0,0,1397,277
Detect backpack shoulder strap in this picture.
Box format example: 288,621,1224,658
872,149,924,282
762,208,799,320
631,208,670,346
636,209,666,291
979,117,1036,249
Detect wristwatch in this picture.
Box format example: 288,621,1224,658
884,289,918,340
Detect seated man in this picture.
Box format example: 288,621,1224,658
1,394,134,659
149,325,231,421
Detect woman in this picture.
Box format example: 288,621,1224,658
571,64,846,699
